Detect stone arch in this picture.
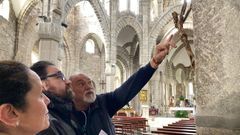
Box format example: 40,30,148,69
78,33,105,57
16,0,109,61
117,46,130,58
17,0,39,34
116,55,129,82
115,15,142,44
15,0,40,60
151,28,194,64
149,4,193,77
62,0,110,47
31,39,40,64
61,37,72,77
153,28,194,84
20,7,40,65
78,33,106,93
173,63,187,82
116,46,130,79
116,46,130,74
150,4,182,37
148,4,183,56
170,40,194,64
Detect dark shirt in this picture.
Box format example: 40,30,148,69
37,92,77,135
72,109,88,135
72,63,156,135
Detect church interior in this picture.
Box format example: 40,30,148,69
0,0,239,134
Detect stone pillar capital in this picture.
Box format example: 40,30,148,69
38,22,62,42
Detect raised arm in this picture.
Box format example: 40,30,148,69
104,36,176,116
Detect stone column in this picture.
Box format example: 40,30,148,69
150,71,161,108
193,0,240,134
140,0,150,65
184,81,189,99
129,55,134,74
105,0,117,92
158,71,165,114
38,22,62,65
162,83,168,116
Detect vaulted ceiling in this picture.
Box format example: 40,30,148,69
11,0,27,17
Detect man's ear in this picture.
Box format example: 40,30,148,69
0,104,19,127
42,80,49,91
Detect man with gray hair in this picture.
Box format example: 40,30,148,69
70,35,176,135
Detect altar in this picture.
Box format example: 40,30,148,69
169,107,195,115
116,108,136,117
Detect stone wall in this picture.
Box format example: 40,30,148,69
79,44,103,94
64,7,79,74
15,4,41,66
64,3,105,93
0,2,16,60
0,0,198,119
193,0,240,134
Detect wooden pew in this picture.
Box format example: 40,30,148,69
163,125,196,130
169,124,196,127
173,120,195,124
142,133,164,135
151,119,196,135
114,122,134,134
157,128,196,133
152,130,196,135
173,122,195,124
112,116,148,134
169,120,196,127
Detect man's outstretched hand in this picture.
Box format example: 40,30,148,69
150,35,176,69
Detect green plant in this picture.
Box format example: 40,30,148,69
179,95,185,101
175,110,188,118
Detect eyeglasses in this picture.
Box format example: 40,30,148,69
41,71,66,81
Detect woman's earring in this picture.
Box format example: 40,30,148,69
16,121,19,127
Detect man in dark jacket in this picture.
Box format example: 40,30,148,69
69,35,175,135
31,61,77,135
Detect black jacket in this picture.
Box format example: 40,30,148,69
37,92,77,135
72,63,156,135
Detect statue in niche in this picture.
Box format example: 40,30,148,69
169,96,175,107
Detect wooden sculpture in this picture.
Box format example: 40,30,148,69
172,0,194,68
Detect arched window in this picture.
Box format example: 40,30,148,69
119,0,127,12
130,0,139,14
181,0,191,3
85,39,95,54
119,0,139,15
188,82,194,96
78,1,95,17
0,0,10,20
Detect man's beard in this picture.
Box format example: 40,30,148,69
63,88,75,101
83,92,96,103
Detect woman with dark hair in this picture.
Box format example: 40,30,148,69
0,60,50,135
